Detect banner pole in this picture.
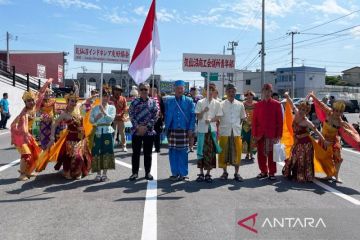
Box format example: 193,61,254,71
100,62,103,102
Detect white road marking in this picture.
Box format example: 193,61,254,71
343,148,360,156
0,131,10,136
115,158,142,170
141,152,157,240
277,162,360,206
0,159,20,172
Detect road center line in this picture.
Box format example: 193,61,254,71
0,159,20,172
141,152,157,240
277,162,360,206
115,158,142,170
343,148,360,156
0,131,10,136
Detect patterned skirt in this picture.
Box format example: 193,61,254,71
91,133,115,172
168,129,188,149
40,118,52,149
197,131,217,170
283,137,314,182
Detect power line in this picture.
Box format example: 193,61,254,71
300,9,360,33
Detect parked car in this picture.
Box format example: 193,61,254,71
344,100,360,113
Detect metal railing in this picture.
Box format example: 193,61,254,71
0,60,46,91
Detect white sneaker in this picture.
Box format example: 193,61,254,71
123,147,128,152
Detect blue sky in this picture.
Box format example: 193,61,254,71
0,0,359,84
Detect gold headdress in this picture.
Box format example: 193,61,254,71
64,91,79,102
298,101,311,114
102,84,112,95
22,90,36,101
332,101,345,112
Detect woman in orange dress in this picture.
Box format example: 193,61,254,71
11,91,41,181
241,90,257,160
282,92,326,182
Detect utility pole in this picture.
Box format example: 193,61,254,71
6,32,9,71
287,31,299,98
227,41,238,84
81,66,87,97
261,0,265,88
222,45,225,97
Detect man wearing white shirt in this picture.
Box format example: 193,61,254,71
218,84,247,181
195,84,222,183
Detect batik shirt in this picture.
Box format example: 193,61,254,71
129,97,159,136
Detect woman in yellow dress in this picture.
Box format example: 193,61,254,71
309,92,360,183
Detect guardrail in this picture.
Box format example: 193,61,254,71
0,60,46,91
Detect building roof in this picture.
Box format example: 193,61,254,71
0,50,64,54
276,66,326,73
342,66,360,73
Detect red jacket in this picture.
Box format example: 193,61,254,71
252,98,283,139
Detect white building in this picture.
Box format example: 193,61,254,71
276,66,326,97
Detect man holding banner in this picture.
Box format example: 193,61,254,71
165,80,195,181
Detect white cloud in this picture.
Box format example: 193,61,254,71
134,6,147,16
312,0,351,15
103,13,130,24
43,0,101,10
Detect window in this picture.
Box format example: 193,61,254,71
245,79,251,85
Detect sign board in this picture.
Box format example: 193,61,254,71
58,65,63,83
182,53,235,73
37,64,46,78
74,45,130,64
201,72,219,81
160,81,189,94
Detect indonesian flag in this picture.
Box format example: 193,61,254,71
129,0,160,85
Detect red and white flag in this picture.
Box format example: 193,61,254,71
128,0,160,85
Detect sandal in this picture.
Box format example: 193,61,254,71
268,176,277,181
94,175,102,182
101,175,109,182
196,174,205,182
205,174,213,183
220,172,229,180
256,173,268,179
234,174,243,182
169,175,178,181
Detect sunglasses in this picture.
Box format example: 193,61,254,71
140,88,148,91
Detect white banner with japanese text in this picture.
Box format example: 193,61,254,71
182,53,235,73
74,45,130,64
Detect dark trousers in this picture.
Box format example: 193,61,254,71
154,119,163,151
0,112,9,128
131,135,154,174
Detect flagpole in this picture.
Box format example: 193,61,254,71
151,0,156,91
100,62,103,102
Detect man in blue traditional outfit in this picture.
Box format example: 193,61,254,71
165,80,195,181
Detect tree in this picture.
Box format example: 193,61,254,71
325,75,342,85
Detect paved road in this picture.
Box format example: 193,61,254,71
0,128,360,240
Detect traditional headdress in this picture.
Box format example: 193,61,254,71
102,84,112,96
64,91,79,102
22,90,36,102
174,80,185,87
298,101,311,114
333,101,345,112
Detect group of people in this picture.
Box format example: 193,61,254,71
10,78,360,185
